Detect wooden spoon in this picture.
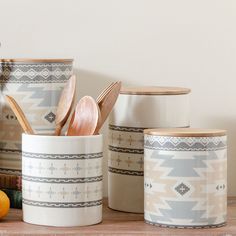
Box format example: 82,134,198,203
5,95,34,135
67,96,99,136
95,81,121,133
54,75,76,135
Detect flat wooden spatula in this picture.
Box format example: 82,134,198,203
5,95,34,135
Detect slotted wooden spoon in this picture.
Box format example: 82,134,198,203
96,82,116,105
95,81,121,133
5,95,34,135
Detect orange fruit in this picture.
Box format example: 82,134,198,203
0,191,10,219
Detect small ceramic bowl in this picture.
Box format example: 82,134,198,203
22,134,103,227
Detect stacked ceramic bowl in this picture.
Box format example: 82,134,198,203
0,59,73,208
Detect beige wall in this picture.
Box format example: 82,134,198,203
0,0,236,196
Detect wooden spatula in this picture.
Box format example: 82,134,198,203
54,75,76,135
5,95,34,135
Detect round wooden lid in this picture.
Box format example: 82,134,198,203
144,128,226,137
0,59,73,63
120,86,191,95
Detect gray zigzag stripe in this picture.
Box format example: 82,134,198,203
0,168,21,175
145,220,226,229
22,152,102,160
145,140,226,151
1,77,69,84
109,167,143,176
22,175,103,183
109,145,143,154
0,148,21,154
109,125,146,133
22,199,102,208
109,125,190,133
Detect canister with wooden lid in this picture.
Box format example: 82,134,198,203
144,128,227,228
108,86,191,213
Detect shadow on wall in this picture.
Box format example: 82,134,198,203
73,69,126,101
199,117,236,196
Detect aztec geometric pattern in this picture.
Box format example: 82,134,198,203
108,124,145,177
145,135,227,151
0,61,73,174
144,134,227,228
108,124,148,213
22,151,102,208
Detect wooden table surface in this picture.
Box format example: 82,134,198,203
1,198,236,235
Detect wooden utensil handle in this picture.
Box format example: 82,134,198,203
54,125,62,136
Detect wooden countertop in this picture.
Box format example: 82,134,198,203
1,198,236,235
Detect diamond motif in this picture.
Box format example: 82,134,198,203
41,68,50,79
27,69,36,79
14,69,24,79
175,183,190,195
65,68,71,76
44,112,56,123
54,68,62,78
3,68,10,77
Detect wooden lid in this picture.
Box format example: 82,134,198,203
120,86,191,95
0,59,73,63
144,128,226,137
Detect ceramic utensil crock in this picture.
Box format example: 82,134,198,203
108,86,191,213
0,59,73,175
22,134,103,227
144,128,227,228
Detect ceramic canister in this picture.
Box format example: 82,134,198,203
108,87,191,213
0,59,73,176
144,128,227,228
22,134,103,227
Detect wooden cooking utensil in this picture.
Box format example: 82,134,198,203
95,81,121,133
96,82,116,105
67,96,99,136
54,75,76,135
5,95,34,135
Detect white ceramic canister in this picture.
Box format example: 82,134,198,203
0,59,73,176
144,128,227,228
108,86,191,213
22,134,103,227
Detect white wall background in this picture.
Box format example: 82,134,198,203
0,0,236,196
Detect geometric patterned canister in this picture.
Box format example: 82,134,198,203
22,134,103,226
144,128,227,228
0,59,73,176
108,87,191,213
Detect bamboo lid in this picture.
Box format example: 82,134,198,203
0,59,73,63
120,86,191,95
144,128,226,137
